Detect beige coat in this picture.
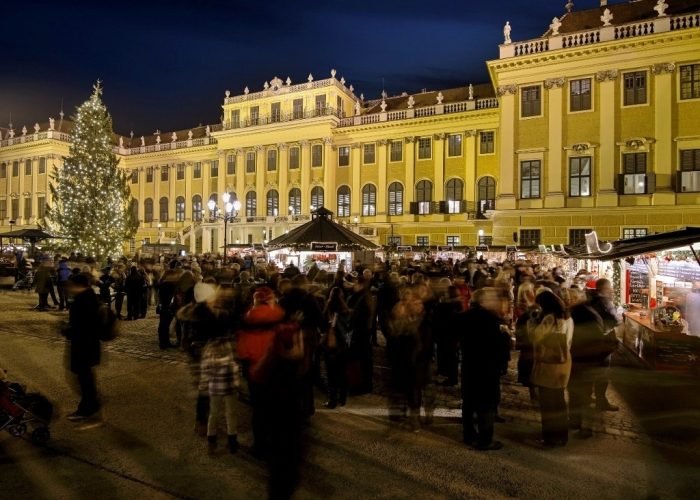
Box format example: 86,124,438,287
528,315,574,389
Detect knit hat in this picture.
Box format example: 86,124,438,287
253,286,275,305
194,282,217,303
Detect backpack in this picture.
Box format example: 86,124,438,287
98,303,119,341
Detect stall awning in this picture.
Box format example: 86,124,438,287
568,227,700,261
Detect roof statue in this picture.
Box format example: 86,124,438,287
21,126,27,136
340,76,346,85
140,136,145,147
654,0,669,17
244,86,249,95
171,132,177,142
601,8,613,26
331,68,337,78
34,123,40,133
286,76,291,86
156,134,161,144
48,117,55,130
263,81,269,90
468,84,474,100
8,128,14,139
349,84,354,92
436,92,444,104
119,136,124,148
408,95,415,108
550,16,562,36
355,100,361,116
225,89,230,98
308,73,314,83
565,1,574,13
188,130,193,140
380,98,387,112
205,125,211,136
503,21,512,44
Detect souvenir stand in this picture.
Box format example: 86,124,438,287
572,228,700,376
266,207,378,272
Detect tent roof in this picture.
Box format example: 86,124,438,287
267,207,378,251
0,228,62,240
567,227,700,261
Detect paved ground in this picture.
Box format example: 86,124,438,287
1,290,699,499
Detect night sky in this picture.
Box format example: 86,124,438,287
2,1,604,135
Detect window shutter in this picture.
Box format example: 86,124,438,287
409,202,418,215
438,201,448,214
645,172,656,194
616,174,625,195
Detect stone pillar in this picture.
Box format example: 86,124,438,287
351,144,362,217
322,138,334,213
234,149,245,208
278,144,289,213
433,134,446,202
184,163,192,221
545,78,566,208
496,85,517,209
169,163,176,226
652,63,676,205
18,159,25,223
301,141,312,212
138,167,145,220
377,140,388,217
31,157,38,219
255,146,265,215
153,166,161,224
217,152,227,248
465,131,477,203
596,70,619,207
203,227,211,253
405,137,416,204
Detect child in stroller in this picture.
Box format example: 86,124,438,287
0,369,53,445
12,266,34,292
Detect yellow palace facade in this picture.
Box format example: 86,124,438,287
1,0,700,255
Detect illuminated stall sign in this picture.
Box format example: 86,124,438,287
310,242,338,252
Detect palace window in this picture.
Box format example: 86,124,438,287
161,165,169,181
11,199,19,220
679,149,700,192
37,196,46,219
12,161,19,177
478,176,496,213
267,150,277,171
210,160,218,177
362,184,376,216
24,159,31,175
227,155,235,175
569,157,591,197
446,178,464,214
131,169,138,184
39,157,46,175
446,235,460,246
447,134,462,157
388,236,401,246
390,140,403,162
338,146,350,167
311,186,324,210
337,186,351,217
680,64,700,100
159,197,169,222
230,109,240,128
289,188,301,215
569,229,591,247
271,102,281,123
315,95,326,114
246,152,256,173
570,78,592,111
144,198,154,222
175,196,185,222
23,195,31,220
312,144,323,167
192,195,202,222
415,180,433,215
266,190,279,216
521,86,541,117
480,131,495,154
250,106,259,126
520,160,541,199
418,137,431,160
289,147,300,169
130,199,138,222
416,235,429,247
293,99,303,119
622,153,649,194
519,229,541,247
193,162,202,179
623,228,648,239
146,167,154,182
624,71,647,106
246,191,257,217
0,163,6,177
388,182,403,216
363,144,375,164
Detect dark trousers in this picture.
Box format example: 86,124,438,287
57,282,68,309
38,292,49,309
538,386,568,444
594,356,612,404
196,394,209,425
158,311,173,348
461,394,495,447
114,293,124,318
325,349,348,405
436,339,458,384
568,364,596,429
75,366,99,415
126,293,139,319
48,285,59,305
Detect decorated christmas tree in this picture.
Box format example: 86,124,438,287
47,82,137,259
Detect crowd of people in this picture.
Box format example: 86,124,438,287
25,251,623,498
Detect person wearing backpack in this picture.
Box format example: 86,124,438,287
63,273,103,421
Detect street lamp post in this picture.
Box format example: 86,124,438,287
208,191,241,265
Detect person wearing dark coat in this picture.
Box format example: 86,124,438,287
56,259,72,310
345,275,374,395
34,262,55,311
157,262,182,349
457,287,510,450
589,278,621,411
124,266,144,321
64,274,102,420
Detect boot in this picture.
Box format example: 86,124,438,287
228,435,239,454
207,435,217,455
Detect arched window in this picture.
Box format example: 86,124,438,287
311,186,324,210
362,184,376,216
337,186,350,217
159,196,169,222
246,191,257,217
130,198,139,222
387,182,403,216
289,188,301,215
477,176,496,213
175,196,185,222
415,180,432,215
144,198,154,223
266,190,279,216
445,178,464,214
192,195,202,222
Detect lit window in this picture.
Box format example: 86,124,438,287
623,228,647,239
266,190,279,216
446,235,460,246
569,157,591,197
288,188,301,215
246,191,257,217
192,195,202,222
416,236,429,247
337,186,351,217
362,184,376,216
622,153,648,194
520,229,541,247
388,182,403,216
569,229,591,246
175,196,185,222
446,178,464,214
520,160,541,199
311,187,324,210
415,180,432,215
679,149,700,192
338,146,350,167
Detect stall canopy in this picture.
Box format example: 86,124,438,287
568,227,700,262
0,228,65,255
266,207,378,251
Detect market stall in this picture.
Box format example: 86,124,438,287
571,228,700,376
266,207,378,272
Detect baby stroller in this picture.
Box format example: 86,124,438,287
0,379,53,445
12,269,34,292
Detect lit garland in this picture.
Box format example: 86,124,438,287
613,259,622,307
46,82,138,260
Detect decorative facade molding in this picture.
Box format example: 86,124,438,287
544,77,566,89
276,143,287,150
254,145,265,152
378,139,388,146
433,133,446,140
595,70,619,82
351,143,362,149
564,142,599,153
233,148,244,155
322,137,333,145
496,85,518,96
298,140,310,147
404,136,416,143
652,62,676,75
245,182,256,191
